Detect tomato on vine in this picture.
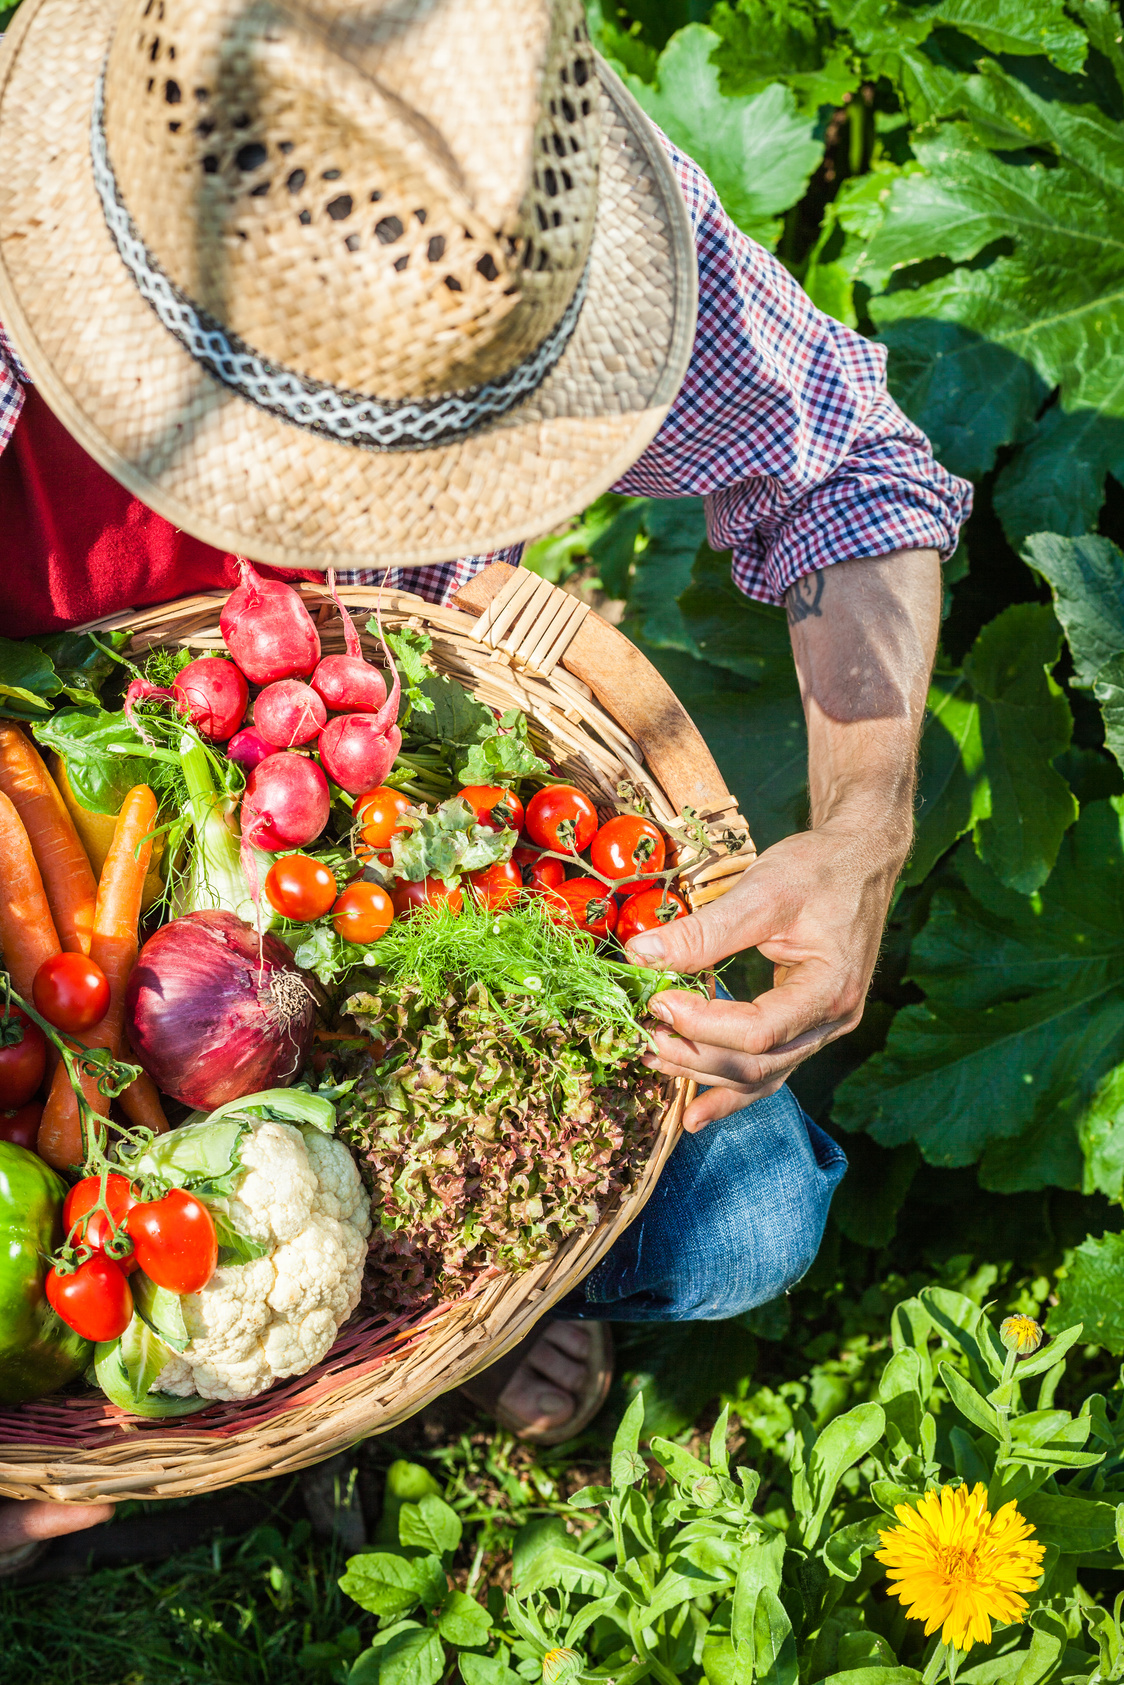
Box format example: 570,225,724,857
126,1188,218,1295
524,785,598,854
64,1173,139,1273
354,786,412,855
264,854,338,922
458,785,525,834
0,1004,46,1108
616,885,689,946
547,876,618,938
46,1254,133,1342
392,878,464,917
513,844,565,892
32,953,111,1033
467,860,522,908
590,815,666,881
332,881,395,942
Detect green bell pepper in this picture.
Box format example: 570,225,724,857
0,1141,91,1404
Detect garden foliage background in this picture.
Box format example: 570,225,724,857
5,2,1124,1679
523,0,1124,1357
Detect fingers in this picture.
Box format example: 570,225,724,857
649,959,863,1060
683,1079,784,1133
626,854,798,974
0,1499,114,1552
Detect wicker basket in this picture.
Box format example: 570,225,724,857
0,563,754,1503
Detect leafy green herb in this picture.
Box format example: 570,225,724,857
381,626,435,725
457,709,549,786
389,797,514,887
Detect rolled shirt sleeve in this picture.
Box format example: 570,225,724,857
613,136,972,606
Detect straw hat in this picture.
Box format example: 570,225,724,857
0,0,696,572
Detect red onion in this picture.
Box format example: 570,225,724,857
124,911,316,1109
220,559,320,683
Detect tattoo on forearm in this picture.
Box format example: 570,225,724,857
786,571,825,625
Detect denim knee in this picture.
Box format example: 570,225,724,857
561,1084,846,1323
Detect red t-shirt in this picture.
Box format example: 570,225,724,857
3,389,323,635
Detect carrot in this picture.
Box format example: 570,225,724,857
38,784,166,1170
0,724,98,955
0,788,61,996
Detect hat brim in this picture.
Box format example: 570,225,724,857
0,0,696,571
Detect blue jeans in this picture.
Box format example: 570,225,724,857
558,989,847,1321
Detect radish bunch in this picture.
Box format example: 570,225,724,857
206,561,402,867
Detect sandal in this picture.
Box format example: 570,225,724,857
459,1320,613,1447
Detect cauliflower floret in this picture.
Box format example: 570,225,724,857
154,1125,371,1403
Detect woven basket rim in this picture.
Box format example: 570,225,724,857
0,577,748,1501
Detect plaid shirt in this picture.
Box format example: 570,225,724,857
0,138,970,607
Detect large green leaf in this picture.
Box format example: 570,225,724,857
904,668,988,885
1077,1060,1124,1200
0,636,62,719
834,801,1124,1174
710,0,860,113
961,605,1077,893
866,60,1124,543
623,25,824,248
1023,534,1124,688
1051,1230,1124,1353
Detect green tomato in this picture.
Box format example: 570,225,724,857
0,1142,92,1404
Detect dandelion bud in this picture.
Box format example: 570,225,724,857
1000,1315,1044,1356
542,1648,581,1685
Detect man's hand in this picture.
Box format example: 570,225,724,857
627,548,942,1132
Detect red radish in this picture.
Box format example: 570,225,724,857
226,727,275,771
310,573,388,712
172,656,249,742
123,675,174,727
240,753,329,851
318,715,402,796
254,680,327,748
317,604,403,795
219,559,320,683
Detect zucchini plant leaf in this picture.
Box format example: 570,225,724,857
1024,534,1124,687
623,26,824,249
834,801,1124,1172
1052,1231,1124,1354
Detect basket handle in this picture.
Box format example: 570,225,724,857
452,563,743,822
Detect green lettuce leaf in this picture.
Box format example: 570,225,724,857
0,636,63,719
390,797,514,886
33,708,153,814
456,710,548,785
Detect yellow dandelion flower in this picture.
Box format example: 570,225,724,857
876,1482,1045,1653
1000,1315,1044,1355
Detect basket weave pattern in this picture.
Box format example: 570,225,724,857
0,573,752,1501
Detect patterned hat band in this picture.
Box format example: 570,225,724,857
89,69,589,454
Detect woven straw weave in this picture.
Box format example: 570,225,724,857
0,570,752,1502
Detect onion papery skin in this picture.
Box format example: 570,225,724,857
124,911,316,1109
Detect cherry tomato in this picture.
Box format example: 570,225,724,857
0,1102,42,1153
616,885,689,947
32,953,111,1033
353,786,413,852
126,1188,219,1295
590,815,666,882
458,785,525,834
392,878,465,917
547,876,618,938
63,1173,139,1273
512,844,565,892
467,860,522,908
264,854,338,922
524,785,599,855
332,880,395,942
0,1005,47,1108
46,1254,133,1342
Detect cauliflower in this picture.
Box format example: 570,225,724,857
154,1120,370,1402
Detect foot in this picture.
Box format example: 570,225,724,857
459,1320,613,1445
496,1322,594,1437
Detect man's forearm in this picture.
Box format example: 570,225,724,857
786,549,942,865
